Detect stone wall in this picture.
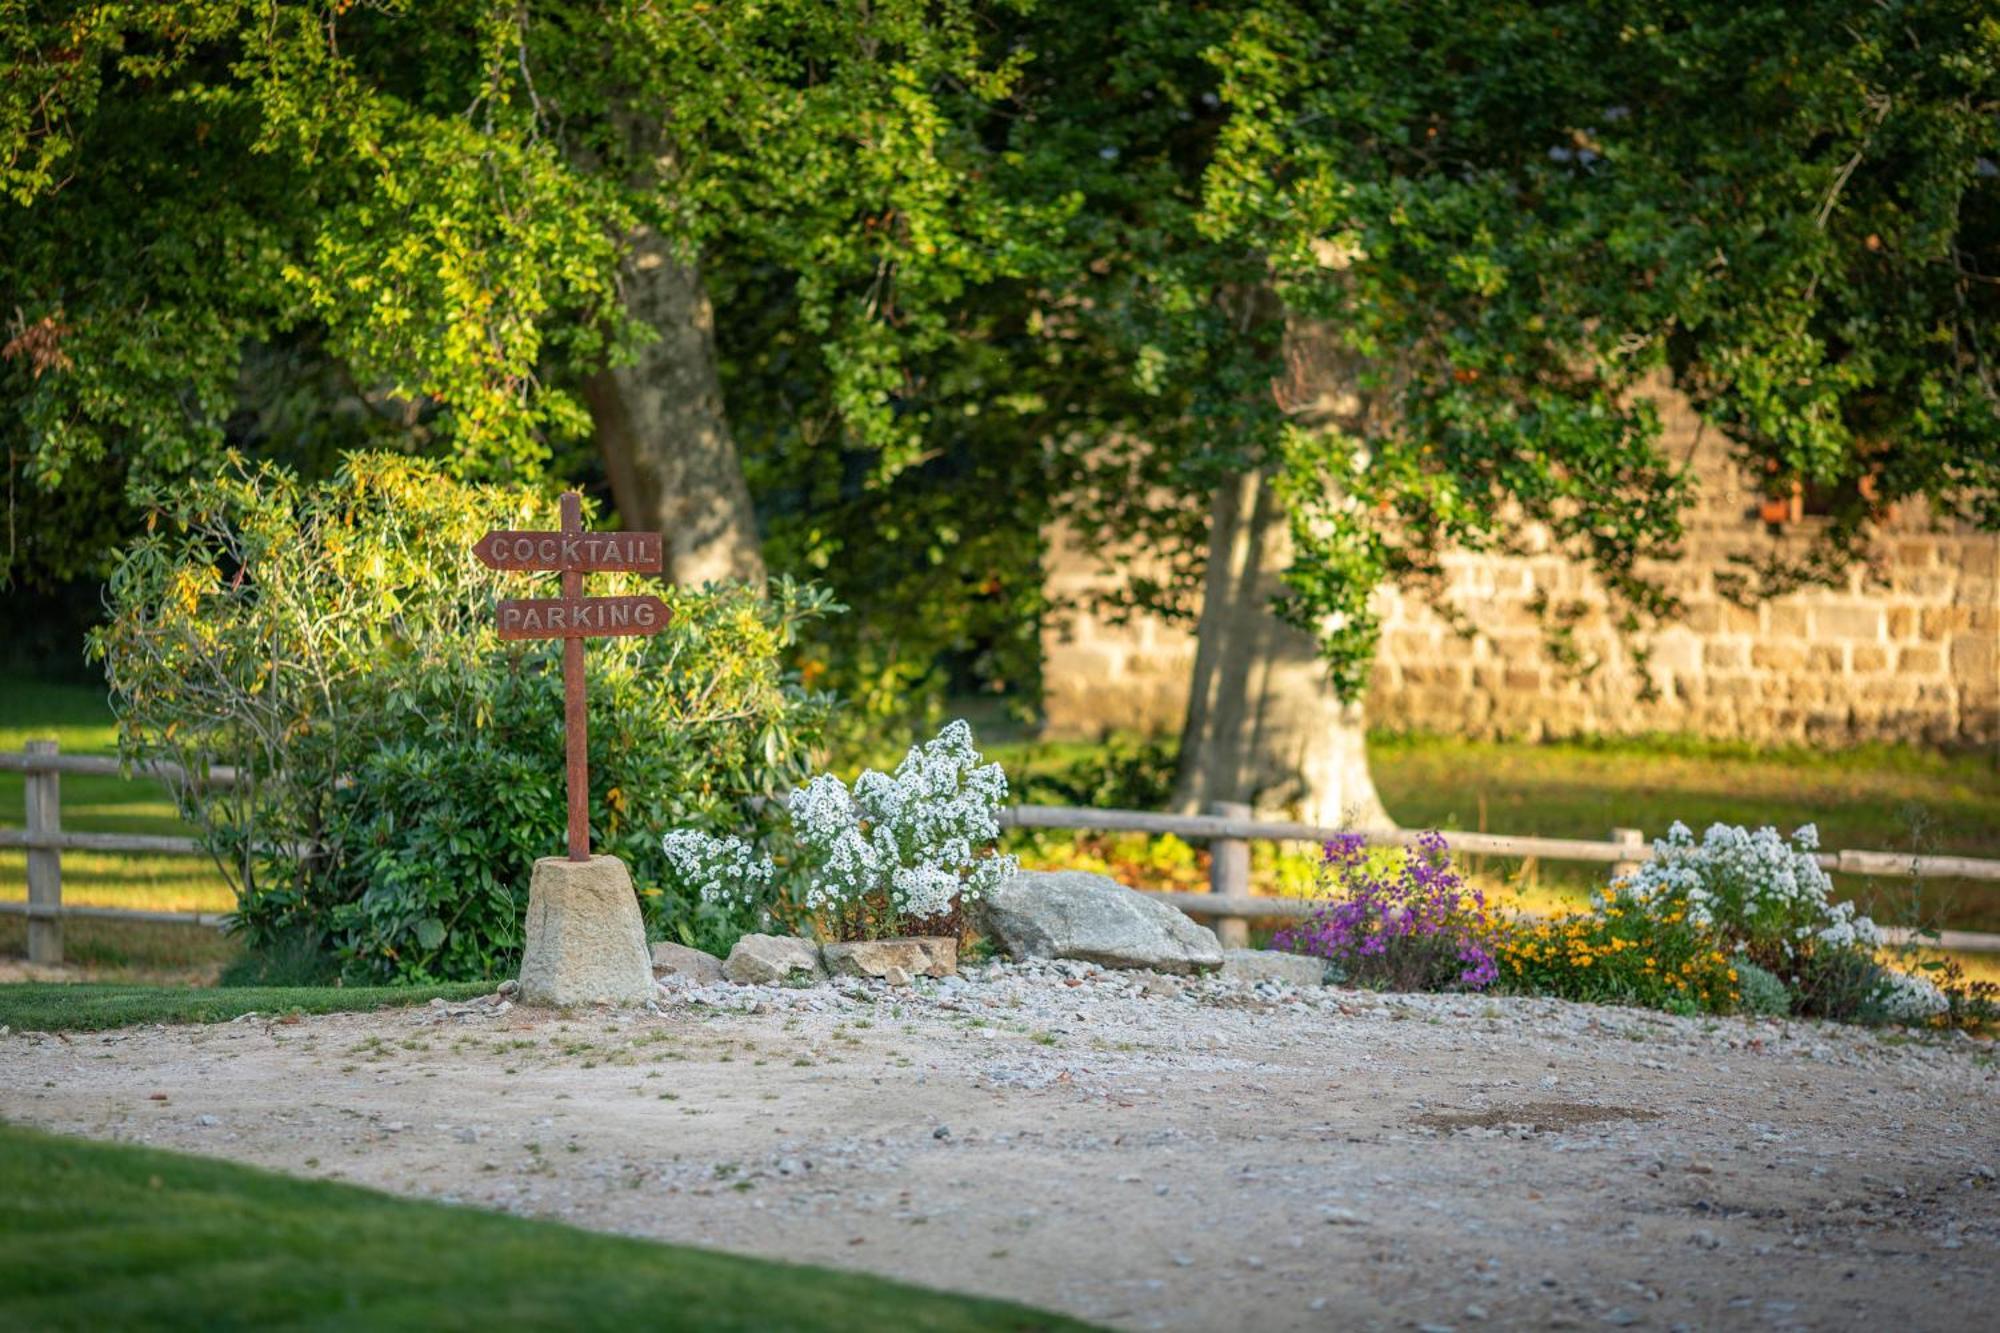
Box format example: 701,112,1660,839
1043,393,2000,747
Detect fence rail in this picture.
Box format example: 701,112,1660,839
7,741,2000,962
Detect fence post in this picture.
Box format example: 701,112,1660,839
1610,826,1645,884
1208,801,1251,949
25,739,62,965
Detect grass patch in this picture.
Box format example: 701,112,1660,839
0,982,496,1032
0,1123,1088,1332
2,674,235,934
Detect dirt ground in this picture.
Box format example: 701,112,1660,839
4,965,1996,1331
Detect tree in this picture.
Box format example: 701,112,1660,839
0,1,1036,592
990,0,1998,820
9,2,1996,824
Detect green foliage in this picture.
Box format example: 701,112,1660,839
1790,946,1893,1024
1732,959,1793,1018
1495,895,1741,1017
1016,736,1180,812
90,454,836,982
7,0,1997,711
995,0,2000,693
0,1123,1091,1331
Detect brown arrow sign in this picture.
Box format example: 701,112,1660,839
496,595,672,640
474,529,663,573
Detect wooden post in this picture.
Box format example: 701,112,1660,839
1208,801,1251,949
559,491,590,862
24,739,61,965
1610,827,1645,884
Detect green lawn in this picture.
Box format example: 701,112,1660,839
0,1122,1089,1333
2,675,235,918
0,982,500,1032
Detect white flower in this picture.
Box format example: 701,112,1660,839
1878,970,1947,1023
661,719,1014,934
1617,819,1866,956
661,830,777,908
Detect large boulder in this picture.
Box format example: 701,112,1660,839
651,940,725,986
722,933,825,986
1220,947,1326,988
516,855,655,1007
975,870,1223,974
822,937,957,982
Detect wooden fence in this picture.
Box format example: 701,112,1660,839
7,740,2000,964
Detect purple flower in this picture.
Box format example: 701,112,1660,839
1274,831,1496,993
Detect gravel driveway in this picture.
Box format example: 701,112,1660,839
5,962,1996,1331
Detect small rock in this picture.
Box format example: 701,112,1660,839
195,1114,219,1127
453,1126,479,1144
882,965,912,986
933,1125,951,1140
1321,1207,1367,1226
823,937,957,980
495,979,519,996
651,941,726,986
1220,948,1326,988
1602,1309,1640,1327
1686,1160,1714,1175
722,934,825,987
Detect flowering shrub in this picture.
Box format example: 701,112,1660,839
1614,821,1879,968
1514,819,1959,1026
1495,880,1740,1015
661,720,1017,941
1274,832,1498,991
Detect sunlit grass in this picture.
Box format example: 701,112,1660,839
0,850,232,914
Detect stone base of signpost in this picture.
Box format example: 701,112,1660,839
517,855,654,1007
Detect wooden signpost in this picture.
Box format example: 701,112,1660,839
474,491,669,862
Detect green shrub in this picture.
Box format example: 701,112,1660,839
1789,946,1893,1024
1731,959,1792,1017
93,454,837,982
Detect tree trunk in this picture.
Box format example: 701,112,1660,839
1172,464,1391,829
583,225,764,587
1172,304,1392,829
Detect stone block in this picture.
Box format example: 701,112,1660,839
1764,604,1809,637
651,940,725,986
1220,948,1327,987
1922,606,1971,637
1850,645,1889,673
517,855,655,1007
822,937,957,981
1704,640,1748,670
1888,644,1936,676
1951,634,1995,678
1750,643,1806,672
1816,604,1884,641
723,934,825,986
